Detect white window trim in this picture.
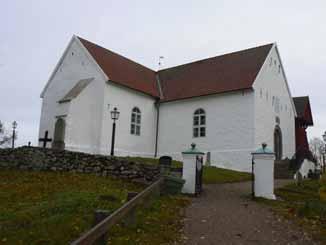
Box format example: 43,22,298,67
193,109,206,138
131,107,141,136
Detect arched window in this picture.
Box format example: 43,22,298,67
193,109,206,138
131,107,141,136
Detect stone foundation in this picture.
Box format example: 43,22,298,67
0,147,160,183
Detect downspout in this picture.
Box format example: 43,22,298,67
154,73,164,157
154,99,160,157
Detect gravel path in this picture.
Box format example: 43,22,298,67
182,181,319,245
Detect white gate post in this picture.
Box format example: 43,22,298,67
251,143,276,200
182,143,205,194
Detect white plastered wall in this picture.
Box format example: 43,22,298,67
66,80,105,153
299,159,315,178
157,91,255,172
253,44,296,159
99,83,157,157
39,37,106,153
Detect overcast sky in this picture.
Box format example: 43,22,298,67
1,0,325,146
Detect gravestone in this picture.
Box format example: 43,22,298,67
206,151,211,166
159,156,172,175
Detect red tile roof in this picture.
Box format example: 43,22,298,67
293,96,313,126
78,36,273,101
158,44,273,102
78,37,159,97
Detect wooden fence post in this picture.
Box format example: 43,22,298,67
70,178,164,245
123,192,138,227
127,192,139,201
159,177,166,196
93,210,111,245
144,182,160,208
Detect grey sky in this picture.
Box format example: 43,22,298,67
1,0,325,146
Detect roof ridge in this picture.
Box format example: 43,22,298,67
157,43,274,73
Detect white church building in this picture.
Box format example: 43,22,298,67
39,35,297,172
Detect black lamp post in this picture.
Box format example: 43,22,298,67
110,107,120,156
12,121,17,149
322,132,326,173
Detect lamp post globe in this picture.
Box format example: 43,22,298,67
12,121,17,129
110,107,120,121
110,107,120,156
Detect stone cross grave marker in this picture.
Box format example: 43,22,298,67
39,130,52,148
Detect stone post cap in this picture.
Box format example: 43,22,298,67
251,143,274,155
182,143,205,155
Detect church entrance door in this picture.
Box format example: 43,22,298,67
274,126,282,160
52,118,66,150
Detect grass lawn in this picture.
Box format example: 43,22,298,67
107,195,190,245
255,178,326,243
0,170,143,245
122,156,252,184
202,166,252,184
0,170,190,245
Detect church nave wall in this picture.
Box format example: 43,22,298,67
99,83,157,157
157,90,255,172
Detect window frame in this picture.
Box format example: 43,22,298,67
193,108,206,138
130,107,141,136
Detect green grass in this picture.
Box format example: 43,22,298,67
122,156,252,184
107,195,190,245
202,166,252,184
255,178,326,242
0,169,190,245
0,158,255,244
0,170,143,245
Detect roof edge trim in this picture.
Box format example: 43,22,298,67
159,87,253,104
40,36,76,98
107,80,160,99
75,36,109,82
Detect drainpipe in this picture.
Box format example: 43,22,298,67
251,155,255,199
154,99,160,157
154,73,163,158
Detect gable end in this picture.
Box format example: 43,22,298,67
40,36,108,98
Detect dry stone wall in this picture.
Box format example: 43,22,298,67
0,147,160,183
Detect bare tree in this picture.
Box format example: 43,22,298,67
0,120,15,147
309,137,324,162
